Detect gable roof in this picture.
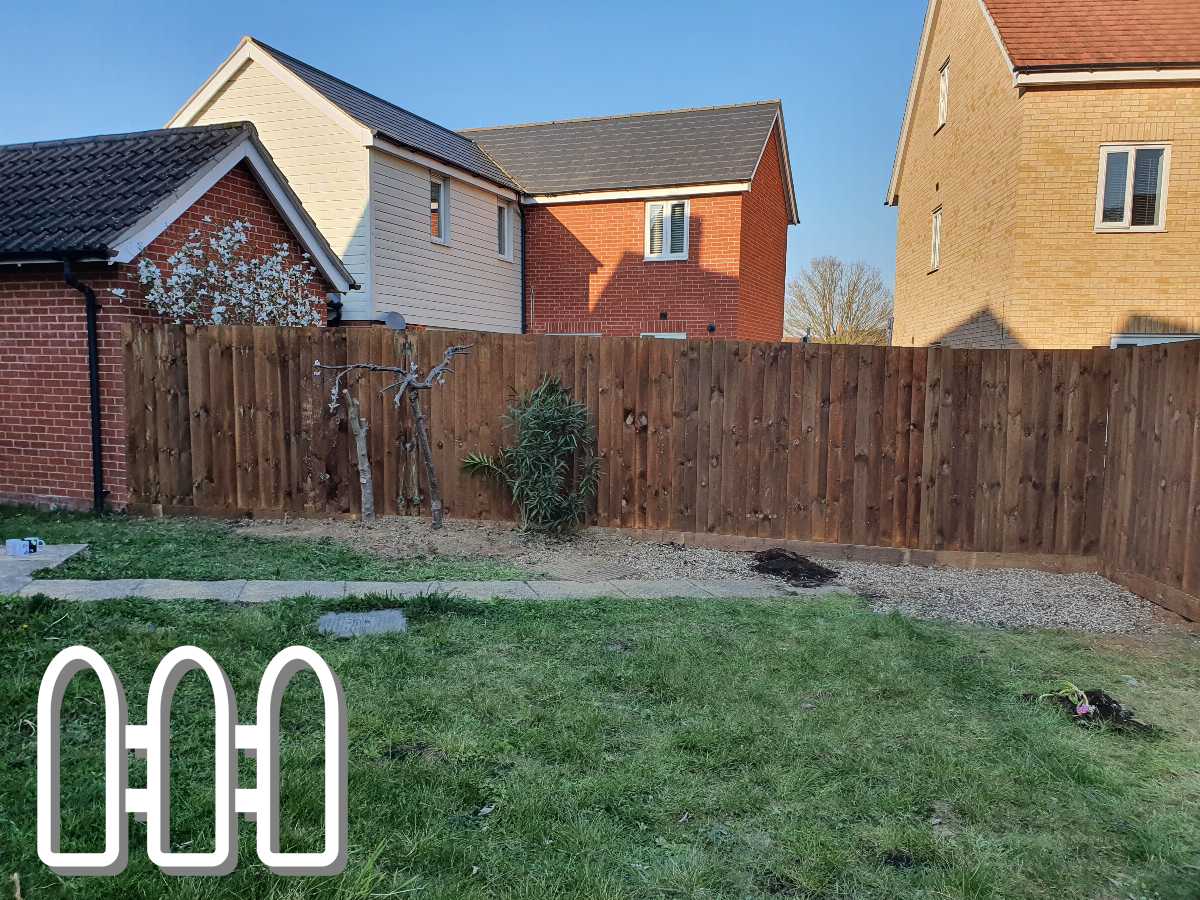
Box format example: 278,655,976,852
0,122,356,292
170,39,797,221
983,0,1200,70
462,101,798,221
251,39,519,190
886,0,1200,206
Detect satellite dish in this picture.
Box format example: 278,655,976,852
382,311,407,332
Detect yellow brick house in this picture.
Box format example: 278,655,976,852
887,0,1200,349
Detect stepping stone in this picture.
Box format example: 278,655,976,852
317,609,408,638
0,543,88,579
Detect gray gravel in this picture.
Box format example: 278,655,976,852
832,560,1161,634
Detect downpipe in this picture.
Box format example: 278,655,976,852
63,261,107,514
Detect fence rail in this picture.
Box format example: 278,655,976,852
123,325,1200,618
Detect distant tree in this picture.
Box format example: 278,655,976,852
785,257,893,345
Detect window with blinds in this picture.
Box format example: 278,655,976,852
645,199,689,260
497,202,512,259
430,175,448,242
1095,144,1169,231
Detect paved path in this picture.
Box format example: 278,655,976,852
10,576,841,602
1,543,845,602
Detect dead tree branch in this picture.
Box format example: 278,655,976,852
314,344,472,528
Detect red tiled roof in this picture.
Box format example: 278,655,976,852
983,0,1200,70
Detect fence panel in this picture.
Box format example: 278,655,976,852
127,324,1187,572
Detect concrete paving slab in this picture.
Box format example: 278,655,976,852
689,579,795,598
318,609,408,638
343,581,443,598
437,580,538,599
20,579,147,601
0,543,88,578
607,578,722,599
238,581,346,603
137,580,247,601
526,580,631,599
0,575,32,595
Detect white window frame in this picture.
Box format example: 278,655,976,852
1110,333,1200,348
937,59,949,129
640,331,687,340
644,199,690,261
1094,143,1171,233
930,207,942,272
496,201,513,261
430,173,449,244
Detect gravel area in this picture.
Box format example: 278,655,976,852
834,561,1163,634
240,517,1170,634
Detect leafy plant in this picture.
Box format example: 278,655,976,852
463,376,600,534
1039,681,1095,717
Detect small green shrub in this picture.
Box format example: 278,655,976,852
463,376,600,534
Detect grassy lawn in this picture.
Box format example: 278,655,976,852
1,592,1197,899
0,507,525,581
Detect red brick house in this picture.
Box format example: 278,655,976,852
0,123,355,511
172,38,798,339
464,102,798,340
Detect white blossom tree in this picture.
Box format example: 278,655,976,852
110,217,323,326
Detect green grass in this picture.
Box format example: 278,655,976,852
0,506,525,581
1,592,1198,899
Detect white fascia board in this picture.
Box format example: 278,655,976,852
521,182,751,206
109,137,355,294
1017,67,1200,86
369,136,519,200
748,111,800,225
166,37,373,144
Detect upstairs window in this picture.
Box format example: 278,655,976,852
1096,144,1170,231
930,207,942,271
497,202,512,259
645,199,689,261
937,60,949,128
430,175,448,242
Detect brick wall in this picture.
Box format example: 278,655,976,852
524,194,743,338
891,0,1023,348
1010,83,1200,348
0,161,330,510
738,130,789,341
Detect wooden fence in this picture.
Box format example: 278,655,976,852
1100,342,1200,620
123,325,1200,618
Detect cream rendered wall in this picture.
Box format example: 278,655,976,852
892,0,1023,347
186,58,374,318
370,149,522,332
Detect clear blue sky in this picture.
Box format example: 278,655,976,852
0,0,925,289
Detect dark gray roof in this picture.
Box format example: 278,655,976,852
0,123,251,261
461,101,782,195
253,39,519,191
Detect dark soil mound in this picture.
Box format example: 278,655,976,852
751,549,838,587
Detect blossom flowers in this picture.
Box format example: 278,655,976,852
114,219,323,326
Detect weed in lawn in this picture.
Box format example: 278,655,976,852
1,506,526,582
0,593,1197,898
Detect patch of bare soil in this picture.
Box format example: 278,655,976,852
238,517,764,582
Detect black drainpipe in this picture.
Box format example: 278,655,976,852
518,202,527,334
63,260,106,514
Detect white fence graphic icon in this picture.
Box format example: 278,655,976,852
37,645,347,876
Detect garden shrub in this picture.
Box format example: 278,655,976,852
463,376,600,534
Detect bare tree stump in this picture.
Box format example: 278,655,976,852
344,389,375,522
408,390,443,529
